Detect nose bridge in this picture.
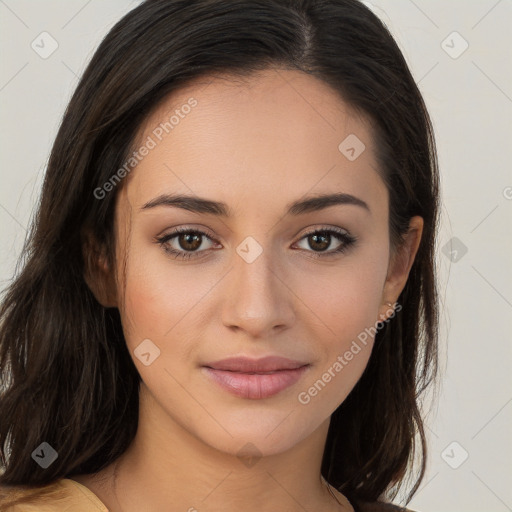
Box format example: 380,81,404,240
221,234,294,335
235,235,277,292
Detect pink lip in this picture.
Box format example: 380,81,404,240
202,356,310,399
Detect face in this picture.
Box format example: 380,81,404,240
99,68,417,458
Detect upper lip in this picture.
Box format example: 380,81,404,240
203,356,309,373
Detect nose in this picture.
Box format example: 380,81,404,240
220,240,296,339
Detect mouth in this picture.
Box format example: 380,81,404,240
201,356,311,400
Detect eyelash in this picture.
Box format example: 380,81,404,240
155,226,357,261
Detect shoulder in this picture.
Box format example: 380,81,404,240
356,500,418,512
0,478,109,511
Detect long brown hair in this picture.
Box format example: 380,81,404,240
0,0,439,508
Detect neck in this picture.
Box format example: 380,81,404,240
95,383,352,512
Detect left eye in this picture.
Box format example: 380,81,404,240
155,227,356,260
293,228,356,257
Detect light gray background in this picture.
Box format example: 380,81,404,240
0,1,511,511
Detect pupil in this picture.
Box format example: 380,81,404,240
311,233,329,251
181,233,201,250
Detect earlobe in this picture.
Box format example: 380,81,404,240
82,231,118,308
380,216,423,318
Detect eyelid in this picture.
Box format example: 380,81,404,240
155,224,356,259
156,224,217,240
297,225,349,237
157,224,351,241
155,225,219,250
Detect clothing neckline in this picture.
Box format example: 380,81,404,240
63,478,109,511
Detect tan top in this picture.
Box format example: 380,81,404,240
1,477,416,511
0,478,109,511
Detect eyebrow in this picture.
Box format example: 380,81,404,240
140,192,370,216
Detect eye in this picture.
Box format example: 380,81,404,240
155,227,219,260
293,227,357,258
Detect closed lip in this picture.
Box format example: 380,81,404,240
202,356,310,373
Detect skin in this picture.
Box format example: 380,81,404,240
75,68,423,512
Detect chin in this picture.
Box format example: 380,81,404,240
179,402,327,460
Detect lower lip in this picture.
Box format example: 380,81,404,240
202,366,310,400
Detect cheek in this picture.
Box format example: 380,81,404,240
295,248,389,344
118,250,228,364
294,256,388,414
117,249,202,347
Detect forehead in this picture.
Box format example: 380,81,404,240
122,68,385,212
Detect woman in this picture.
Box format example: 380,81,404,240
0,0,439,510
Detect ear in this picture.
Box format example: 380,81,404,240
82,229,118,308
378,216,423,320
